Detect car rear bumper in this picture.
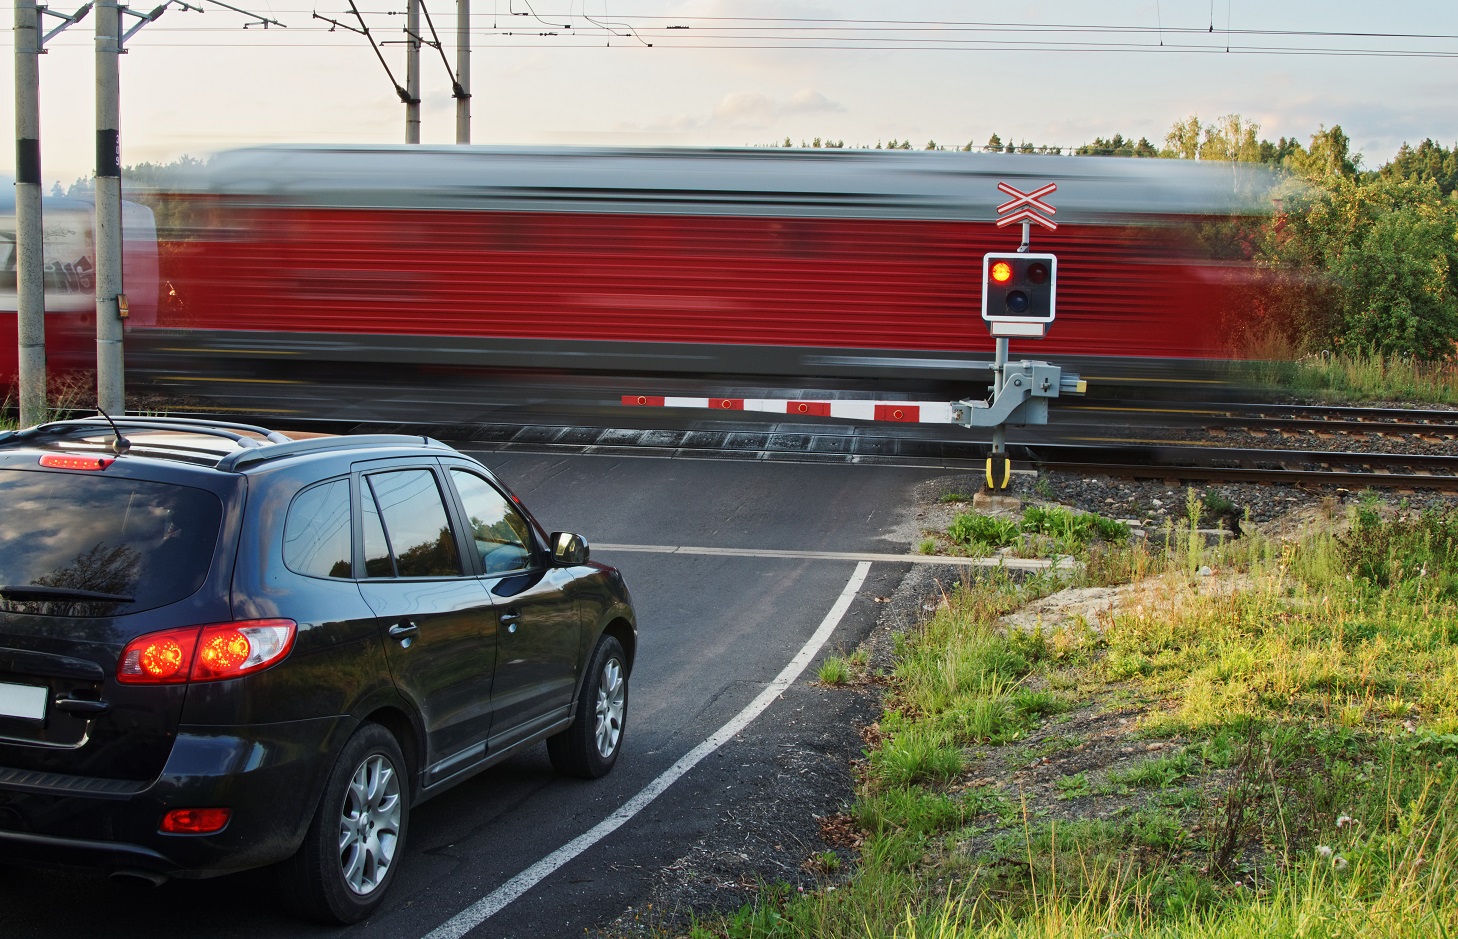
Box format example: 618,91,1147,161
0,715,354,878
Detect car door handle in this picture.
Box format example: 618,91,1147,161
499,609,521,633
388,622,419,641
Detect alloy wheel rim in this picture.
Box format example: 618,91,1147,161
594,657,625,758
337,752,402,896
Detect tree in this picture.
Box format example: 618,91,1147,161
1196,114,1264,163
1163,115,1202,159
1380,139,1458,195
984,133,1002,152
1256,173,1458,359
1285,125,1360,179
1076,134,1158,158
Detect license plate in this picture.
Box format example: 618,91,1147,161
0,682,48,721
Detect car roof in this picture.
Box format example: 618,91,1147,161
0,416,454,473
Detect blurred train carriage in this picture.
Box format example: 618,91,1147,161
1,188,158,391
138,148,1271,417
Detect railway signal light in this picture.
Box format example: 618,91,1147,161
981,252,1057,335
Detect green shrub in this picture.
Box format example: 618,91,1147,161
1338,505,1458,600
947,512,1021,550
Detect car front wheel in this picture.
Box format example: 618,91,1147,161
278,722,410,924
547,634,628,779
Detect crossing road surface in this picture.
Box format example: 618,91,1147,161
1,451,953,938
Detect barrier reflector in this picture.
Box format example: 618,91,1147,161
623,396,956,424
874,404,920,422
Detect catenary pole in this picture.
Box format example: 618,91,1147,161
94,0,125,414
14,0,47,426
455,0,469,143
405,0,420,142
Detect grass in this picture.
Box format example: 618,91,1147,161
3,372,130,431
818,656,852,686
676,492,1458,939
945,505,1130,558
1240,350,1458,405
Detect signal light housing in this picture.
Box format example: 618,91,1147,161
118,620,297,685
981,252,1058,334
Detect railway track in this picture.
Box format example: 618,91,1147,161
183,411,1458,493
1062,399,1458,440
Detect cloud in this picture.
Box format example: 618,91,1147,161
784,89,845,114
706,88,844,130
712,92,778,124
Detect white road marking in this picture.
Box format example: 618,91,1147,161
595,542,1072,570
419,561,873,939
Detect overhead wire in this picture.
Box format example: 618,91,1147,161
5,9,1457,56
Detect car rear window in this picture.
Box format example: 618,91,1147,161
0,468,224,616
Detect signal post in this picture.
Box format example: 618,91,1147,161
968,181,1080,490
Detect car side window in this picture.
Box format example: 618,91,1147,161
283,478,353,579
361,469,463,578
450,470,533,575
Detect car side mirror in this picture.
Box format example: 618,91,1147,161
550,531,590,566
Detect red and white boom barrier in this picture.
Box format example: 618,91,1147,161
621,396,958,424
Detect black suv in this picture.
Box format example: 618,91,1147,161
0,416,635,923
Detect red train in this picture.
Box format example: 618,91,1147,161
17,148,1273,418
1,191,158,392
150,146,1269,374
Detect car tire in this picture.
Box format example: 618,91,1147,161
547,634,628,779
277,723,410,924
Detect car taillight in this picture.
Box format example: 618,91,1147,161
118,620,296,684
39,454,113,470
160,808,231,834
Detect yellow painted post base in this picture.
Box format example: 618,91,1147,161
984,454,1013,491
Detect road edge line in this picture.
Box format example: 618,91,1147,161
420,560,874,939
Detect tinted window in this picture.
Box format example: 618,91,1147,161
361,483,393,578
364,470,462,578
283,478,352,579
451,470,533,575
0,469,223,616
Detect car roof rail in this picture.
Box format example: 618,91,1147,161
217,434,450,472
0,415,294,449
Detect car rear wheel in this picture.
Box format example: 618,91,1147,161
547,634,628,779
278,723,409,924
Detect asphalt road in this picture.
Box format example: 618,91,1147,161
1,451,946,938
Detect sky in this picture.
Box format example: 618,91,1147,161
3,0,1457,190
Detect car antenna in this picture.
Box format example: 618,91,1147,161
95,407,131,455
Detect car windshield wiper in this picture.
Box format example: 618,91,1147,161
0,585,135,603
